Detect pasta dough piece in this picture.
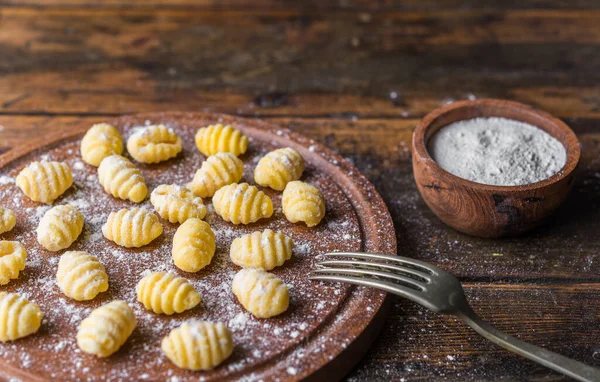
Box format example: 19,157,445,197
127,124,182,164
172,218,215,272
102,208,162,248
254,147,305,191
195,124,248,157
282,181,326,227
162,321,233,371
150,184,206,224
77,300,136,357
230,229,293,270
0,292,43,342
16,161,72,204
187,152,244,198
80,123,124,166
0,207,16,234
98,155,148,203
0,241,27,286
232,269,289,318
37,205,84,251
57,251,108,301
136,271,200,315
212,183,273,225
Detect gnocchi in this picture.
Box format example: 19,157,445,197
102,208,163,248
16,161,72,204
80,123,124,166
127,124,182,164
150,184,206,224
187,152,244,198
57,251,108,301
282,181,326,227
0,292,43,342
254,147,305,191
212,183,273,225
230,229,293,270
136,271,200,315
0,207,16,234
0,241,27,286
98,155,148,203
232,268,289,318
195,124,248,157
172,218,215,272
37,205,84,252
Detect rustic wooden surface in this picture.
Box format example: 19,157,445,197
0,1,598,380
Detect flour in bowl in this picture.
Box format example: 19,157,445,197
427,117,567,186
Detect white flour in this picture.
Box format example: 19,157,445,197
427,117,567,186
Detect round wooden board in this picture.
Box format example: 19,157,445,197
0,112,396,382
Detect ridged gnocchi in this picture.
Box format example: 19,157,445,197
195,124,248,157
98,155,148,203
102,208,163,248
0,241,27,286
77,300,136,357
37,205,84,251
57,251,108,301
150,184,206,224
232,269,289,318
187,152,244,198
172,218,215,272
282,181,326,227
136,271,200,315
16,161,72,204
0,207,16,234
80,123,124,166
0,292,43,342
230,229,293,270
162,321,233,371
254,147,305,191
127,124,182,164
212,183,273,225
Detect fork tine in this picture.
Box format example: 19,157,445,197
322,252,439,275
308,273,427,304
317,259,432,282
311,267,426,291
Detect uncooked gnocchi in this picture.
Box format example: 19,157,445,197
0,292,43,342
150,184,206,224
56,251,108,301
0,241,27,286
0,207,16,234
37,205,84,251
230,229,293,270
16,161,72,204
212,183,273,225
187,152,244,198
127,124,182,164
282,181,326,227
232,268,289,318
136,271,200,315
161,321,233,370
102,208,163,248
77,300,136,357
254,147,305,191
172,218,215,272
98,155,148,203
195,124,248,157
80,123,124,166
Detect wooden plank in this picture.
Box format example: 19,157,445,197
1,115,599,281
1,0,600,11
0,10,600,117
348,282,600,380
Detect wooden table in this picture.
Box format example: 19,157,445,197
0,1,598,380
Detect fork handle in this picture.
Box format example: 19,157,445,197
457,306,600,382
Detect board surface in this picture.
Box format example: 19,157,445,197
0,112,396,381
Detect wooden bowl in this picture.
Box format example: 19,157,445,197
411,99,580,238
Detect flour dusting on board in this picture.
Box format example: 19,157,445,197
0,118,378,381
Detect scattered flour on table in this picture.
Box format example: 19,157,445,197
427,117,567,186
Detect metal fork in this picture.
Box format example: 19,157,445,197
309,252,600,382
